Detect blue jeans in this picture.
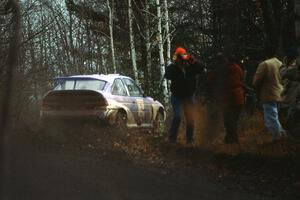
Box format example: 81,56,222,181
263,102,286,140
169,95,194,143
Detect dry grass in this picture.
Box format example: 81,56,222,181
172,103,300,157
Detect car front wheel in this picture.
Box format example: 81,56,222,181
115,110,127,129
152,112,165,136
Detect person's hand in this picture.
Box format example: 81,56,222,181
189,55,195,62
172,54,178,62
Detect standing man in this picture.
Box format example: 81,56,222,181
165,47,205,144
253,45,287,142
206,52,244,144
280,48,299,120
217,53,245,144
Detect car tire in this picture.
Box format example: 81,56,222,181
115,110,127,129
152,111,165,136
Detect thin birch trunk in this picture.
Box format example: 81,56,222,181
27,17,38,105
156,0,168,102
145,0,152,87
76,18,83,74
128,0,139,83
69,13,75,66
101,53,108,74
107,0,117,73
163,0,171,65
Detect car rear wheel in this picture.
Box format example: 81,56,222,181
152,112,165,136
115,110,127,129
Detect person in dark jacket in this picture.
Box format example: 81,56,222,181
165,47,205,144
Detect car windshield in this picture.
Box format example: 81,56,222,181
54,79,106,91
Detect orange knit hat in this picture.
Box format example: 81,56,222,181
174,47,189,60
174,47,187,55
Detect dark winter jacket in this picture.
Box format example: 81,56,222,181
165,60,205,98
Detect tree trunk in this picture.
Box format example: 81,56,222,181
107,0,117,73
101,52,108,74
128,0,139,83
295,0,300,43
145,0,152,89
156,0,168,102
26,16,39,105
0,0,21,197
163,0,171,65
260,0,283,51
69,13,75,66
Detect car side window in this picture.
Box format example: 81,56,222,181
111,79,127,96
123,78,143,97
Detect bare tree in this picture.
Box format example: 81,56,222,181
295,0,300,42
145,0,152,87
107,0,117,73
156,0,168,102
128,0,139,83
0,0,20,139
163,0,171,65
0,0,20,197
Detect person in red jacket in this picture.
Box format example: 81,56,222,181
215,53,245,144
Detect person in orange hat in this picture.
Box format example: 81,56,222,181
172,47,189,61
165,47,205,144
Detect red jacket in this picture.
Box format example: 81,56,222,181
207,63,245,106
223,63,245,106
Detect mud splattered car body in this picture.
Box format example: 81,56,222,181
40,74,166,129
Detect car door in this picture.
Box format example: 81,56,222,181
122,78,151,125
111,78,131,108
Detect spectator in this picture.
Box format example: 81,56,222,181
280,47,298,78
215,53,245,144
252,45,287,142
284,65,300,137
280,47,299,120
165,47,205,144
283,64,300,123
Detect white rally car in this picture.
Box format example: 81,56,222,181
40,74,166,133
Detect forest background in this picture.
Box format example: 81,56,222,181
1,0,300,130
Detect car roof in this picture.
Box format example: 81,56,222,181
55,74,132,84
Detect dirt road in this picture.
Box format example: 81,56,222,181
2,125,300,200
3,142,266,200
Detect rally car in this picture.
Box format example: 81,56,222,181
40,74,166,133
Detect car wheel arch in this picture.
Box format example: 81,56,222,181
115,108,127,124
117,108,127,117
152,105,165,121
157,107,165,119
152,107,166,135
